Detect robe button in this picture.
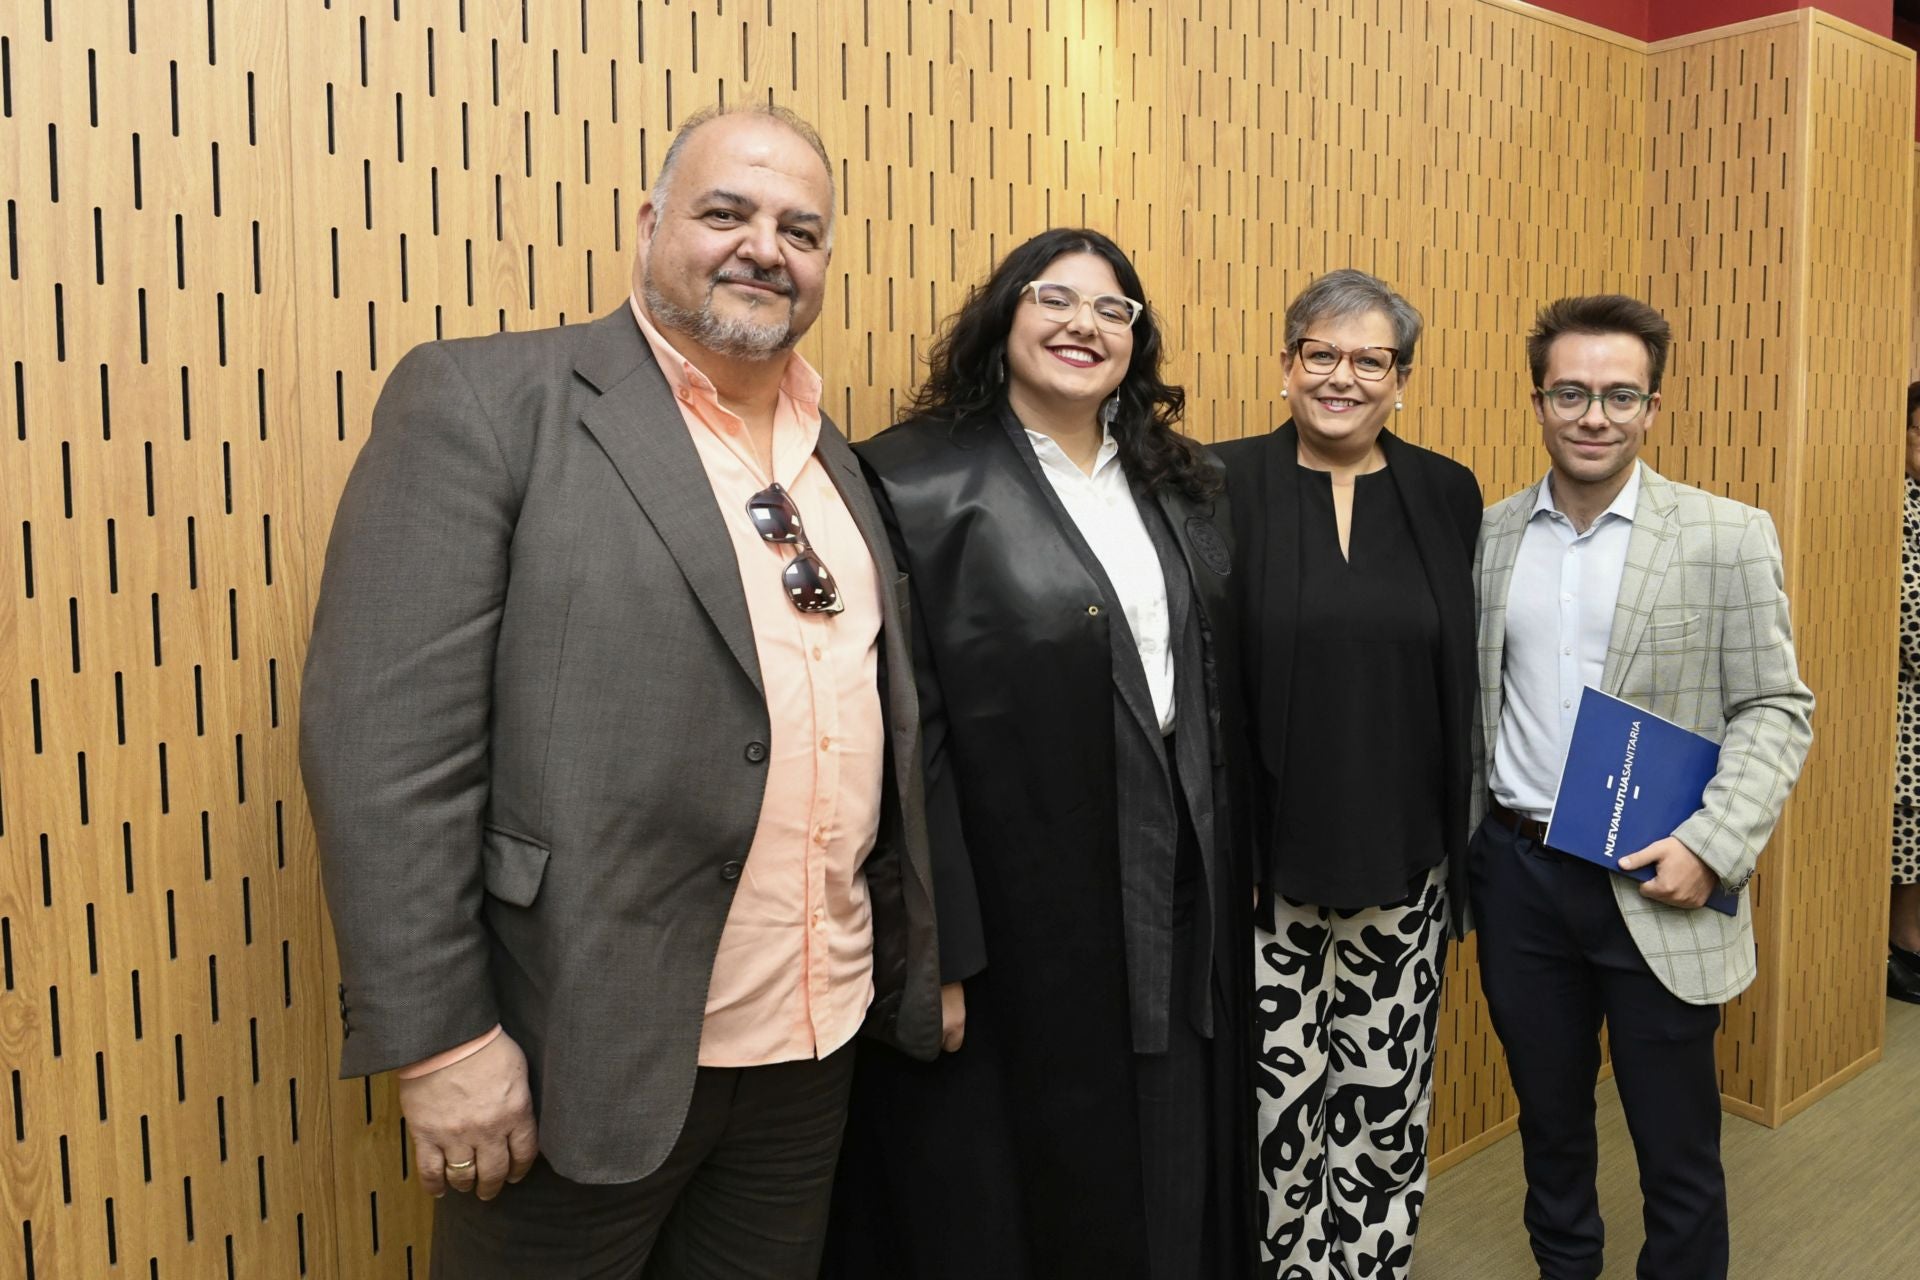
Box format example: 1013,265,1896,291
720,861,744,882
744,741,768,763
1087,604,1102,616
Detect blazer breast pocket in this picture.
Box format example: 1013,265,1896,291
1643,611,1704,647
482,824,552,908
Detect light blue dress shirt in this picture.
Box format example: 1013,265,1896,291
1490,464,1643,821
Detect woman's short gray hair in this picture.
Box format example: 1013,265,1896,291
1282,269,1423,372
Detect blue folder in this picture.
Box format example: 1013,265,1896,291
1542,687,1740,917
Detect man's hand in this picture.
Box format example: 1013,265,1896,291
940,982,966,1053
1617,836,1719,909
398,1031,538,1200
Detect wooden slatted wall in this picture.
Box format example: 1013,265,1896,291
0,4,339,1278
1644,13,1809,1118
1913,143,1920,381
1773,10,1909,1119
0,2,1908,1275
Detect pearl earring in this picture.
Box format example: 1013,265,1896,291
1281,388,1289,400
1394,400,1404,411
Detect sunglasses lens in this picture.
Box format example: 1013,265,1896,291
782,552,842,613
747,487,803,543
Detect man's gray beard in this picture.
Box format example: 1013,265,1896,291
642,272,797,359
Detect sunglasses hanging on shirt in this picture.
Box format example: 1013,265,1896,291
745,482,845,614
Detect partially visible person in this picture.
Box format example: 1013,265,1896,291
300,104,940,1279
824,228,1255,1279
1214,268,1481,1280
1892,379,1920,1004
1469,294,1813,1280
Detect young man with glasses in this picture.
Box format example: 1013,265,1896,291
300,104,941,1278
1466,295,1813,1280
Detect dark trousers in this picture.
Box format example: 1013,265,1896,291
1468,815,1728,1280
429,1046,856,1280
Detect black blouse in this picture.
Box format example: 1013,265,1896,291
1271,467,1448,909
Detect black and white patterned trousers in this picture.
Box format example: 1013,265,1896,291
1253,863,1448,1280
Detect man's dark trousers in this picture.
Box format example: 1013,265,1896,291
1468,814,1728,1280
429,1047,856,1279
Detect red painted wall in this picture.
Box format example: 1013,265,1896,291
1524,0,1893,41
1646,0,1890,40
1530,0,1651,39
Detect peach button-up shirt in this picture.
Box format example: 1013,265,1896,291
629,298,884,1068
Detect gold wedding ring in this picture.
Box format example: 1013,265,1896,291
446,1157,475,1171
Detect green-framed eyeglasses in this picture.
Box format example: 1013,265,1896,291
1539,384,1656,424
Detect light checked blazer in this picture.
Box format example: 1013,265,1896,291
1469,464,1815,1005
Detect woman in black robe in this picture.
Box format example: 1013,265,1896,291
822,228,1254,1279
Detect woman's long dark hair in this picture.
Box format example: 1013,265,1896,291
904,228,1218,499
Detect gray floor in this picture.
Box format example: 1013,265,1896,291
1417,999,1920,1278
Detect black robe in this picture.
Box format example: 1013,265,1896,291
823,409,1255,1280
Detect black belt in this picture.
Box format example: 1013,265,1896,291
1488,799,1551,846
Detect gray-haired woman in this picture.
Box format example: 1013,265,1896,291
1213,269,1481,1279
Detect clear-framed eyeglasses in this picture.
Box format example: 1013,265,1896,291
1539,384,1656,424
1020,280,1145,332
1290,338,1401,382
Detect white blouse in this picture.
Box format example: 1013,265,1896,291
1025,428,1177,734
